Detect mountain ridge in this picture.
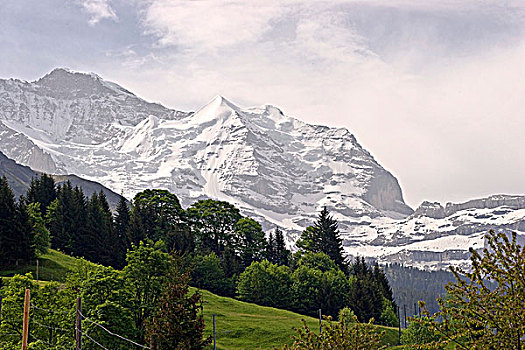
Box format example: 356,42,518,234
0,68,523,270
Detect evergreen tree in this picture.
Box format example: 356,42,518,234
145,260,210,350
266,231,275,262
0,178,34,266
27,202,51,255
115,195,131,246
46,182,89,257
0,176,17,266
84,192,106,263
26,173,57,215
274,228,290,266
297,207,345,269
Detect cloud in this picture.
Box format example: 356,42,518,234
103,0,525,207
143,0,283,50
81,0,118,26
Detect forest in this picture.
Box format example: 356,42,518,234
1,174,524,349
0,174,397,349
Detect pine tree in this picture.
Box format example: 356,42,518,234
297,207,345,269
266,230,275,262
145,260,210,350
85,192,105,262
115,195,131,244
26,174,56,215
274,227,291,266
114,194,131,267
0,177,33,266
267,228,291,266
0,176,17,266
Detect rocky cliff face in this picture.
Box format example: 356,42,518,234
0,68,523,270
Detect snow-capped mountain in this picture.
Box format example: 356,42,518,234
0,68,523,270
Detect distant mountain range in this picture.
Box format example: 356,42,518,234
1,68,523,270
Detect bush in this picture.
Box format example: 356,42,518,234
191,253,234,296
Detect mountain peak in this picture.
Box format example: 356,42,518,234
35,67,133,98
209,95,240,110
38,67,101,82
190,95,243,124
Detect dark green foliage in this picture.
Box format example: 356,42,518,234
190,253,235,297
26,173,57,215
234,217,267,268
114,195,131,261
187,199,242,256
130,189,192,254
0,177,34,267
46,181,84,255
347,258,398,326
221,245,242,278
145,261,210,350
266,227,290,266
296,207,345,270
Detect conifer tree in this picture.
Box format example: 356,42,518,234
0,177,33,265
146,260,210,350
115,195,131,244
274,227,291,266
297,207,345,269
27,202,51,255
0,176,17,266
26,173,56,215
267,228,291,266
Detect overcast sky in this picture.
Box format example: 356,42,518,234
1,0,524,208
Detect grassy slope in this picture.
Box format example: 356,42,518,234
197,288,400,349
1,250,401,349
0,249,80,281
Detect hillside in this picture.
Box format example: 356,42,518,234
0,250,400,349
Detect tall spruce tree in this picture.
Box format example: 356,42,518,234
0,177,33,266
267,227,290,266
26,174,56,215
0,176,17,266
115,195,131,240
274,227,291,266
297,207,345,269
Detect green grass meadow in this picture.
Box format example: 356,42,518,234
1,250,402,349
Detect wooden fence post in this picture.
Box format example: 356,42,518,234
213,313,216,350
21,289,30,350
76,297,82,350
